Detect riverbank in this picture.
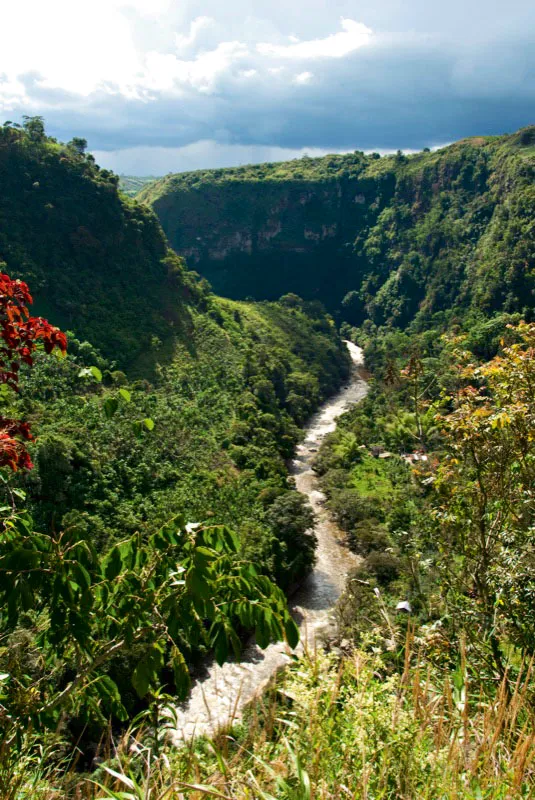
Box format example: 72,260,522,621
170,341,368,741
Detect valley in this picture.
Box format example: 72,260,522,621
0,117,534,798
170,341,367,740
138,127,535,330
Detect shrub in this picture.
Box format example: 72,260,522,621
349,520,392,556
364,551,401,586
329,488,384,531
265,491,316,587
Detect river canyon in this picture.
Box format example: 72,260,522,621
171,341,368,741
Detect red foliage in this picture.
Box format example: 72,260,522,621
0,272,67,470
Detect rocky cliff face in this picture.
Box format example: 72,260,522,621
158,185,344,264
141,163,389,306
139,130,535,326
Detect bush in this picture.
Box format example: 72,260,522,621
336,573,383,641
364,551,401,586
348,520,392,556
329,489,384,531
265,491,316,587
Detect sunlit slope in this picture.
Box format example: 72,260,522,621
0,124,197,367
118,175,161,197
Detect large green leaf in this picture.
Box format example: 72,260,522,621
103,396,119,418
71,562,91,591
213,626,229,666
255,617,270,649
103,546,123,581
132,644,164,698
171,646,191,701
284,616,299,649
96,676,129,721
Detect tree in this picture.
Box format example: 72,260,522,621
0,515,299,732
0,269,67,469
434,322,535,677
400,353,426,446
341,290,364,325
67,137,88,156
21,115,45,143
265,491,316,587
279,293,303,310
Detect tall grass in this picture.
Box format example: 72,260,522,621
4,633,534,799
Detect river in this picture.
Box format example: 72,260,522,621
170,341,368,741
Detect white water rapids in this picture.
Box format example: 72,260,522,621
170,341,368,742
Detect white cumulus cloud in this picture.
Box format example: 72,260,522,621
257,19,372,59
175,16,215,52
293,71,314,84
143,41,249,94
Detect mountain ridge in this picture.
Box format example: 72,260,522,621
0,122,203,370
139,126,535,328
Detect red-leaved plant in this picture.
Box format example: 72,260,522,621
0,271,67,470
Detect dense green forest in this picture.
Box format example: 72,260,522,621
215,313,535,799
0,119,350,792
2,117,535,798
140,126,535,330
0,120,197,369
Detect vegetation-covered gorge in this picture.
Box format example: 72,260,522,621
2,116,535,798
17,295,348,588
112,318,535,800
140,126,535,331
0,294,348,736
0,119,351,792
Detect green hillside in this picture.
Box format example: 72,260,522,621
118,174,161,197
0,120,350,773
0,119,349,583
140,126,535,328
0,123,194,369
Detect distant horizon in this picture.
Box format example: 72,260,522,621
94,142,431,178
2,1,534,174
107,128,527,177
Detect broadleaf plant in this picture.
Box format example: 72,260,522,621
0,511,299,735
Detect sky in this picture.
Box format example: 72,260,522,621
1,1,534,175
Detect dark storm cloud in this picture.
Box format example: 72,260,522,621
2,2,534,171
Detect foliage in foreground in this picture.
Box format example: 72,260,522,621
7,638,534,799
0,270,331,784
0,269,66,469
0,512,298,762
